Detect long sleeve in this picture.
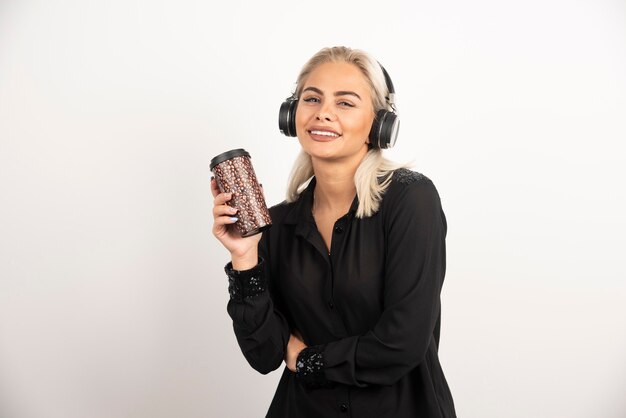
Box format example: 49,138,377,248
297,178,447,388
226,233,291,375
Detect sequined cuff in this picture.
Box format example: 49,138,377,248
296,345,333,389
224,259,266,301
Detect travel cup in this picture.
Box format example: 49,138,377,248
210,149,271,237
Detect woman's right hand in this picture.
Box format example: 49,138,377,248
211,178,262,269
285,331,307,372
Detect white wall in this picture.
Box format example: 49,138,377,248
1,1,625,417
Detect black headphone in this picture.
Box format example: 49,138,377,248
278,64,400,149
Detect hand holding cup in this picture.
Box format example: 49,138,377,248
210,149,271,269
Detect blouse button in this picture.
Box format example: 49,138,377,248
340,403,349,412
334,225,344,233
327,301,334,310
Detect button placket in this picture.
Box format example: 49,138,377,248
327,217,350,336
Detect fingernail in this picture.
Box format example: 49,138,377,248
229,217,238,222
229,207,238,213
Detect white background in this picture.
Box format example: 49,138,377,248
1,0,625,417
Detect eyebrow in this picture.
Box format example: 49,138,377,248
302,86,362,101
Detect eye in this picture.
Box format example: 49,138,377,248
337,100,355,108
302,96,320,103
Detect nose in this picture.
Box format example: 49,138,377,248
316,102,336,121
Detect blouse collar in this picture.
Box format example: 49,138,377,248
283,176,358,226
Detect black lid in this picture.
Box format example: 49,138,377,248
210,148,250,170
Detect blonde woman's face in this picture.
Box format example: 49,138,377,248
295,61,375,163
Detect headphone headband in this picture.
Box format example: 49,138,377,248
380,64,395,95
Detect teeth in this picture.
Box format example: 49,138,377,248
310,130,339,137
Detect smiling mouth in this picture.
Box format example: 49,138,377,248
308,130,341,138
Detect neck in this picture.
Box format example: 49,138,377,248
311,151,367,213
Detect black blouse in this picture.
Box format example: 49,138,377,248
225,168,456,417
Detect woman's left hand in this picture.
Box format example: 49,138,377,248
285,331,307,372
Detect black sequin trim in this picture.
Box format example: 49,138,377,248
394,168,426,185
224,259,266,301
296,345,333,389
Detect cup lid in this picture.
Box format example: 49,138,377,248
210,148,250,170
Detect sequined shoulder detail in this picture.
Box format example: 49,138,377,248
224,259,266,301
393,168,426,185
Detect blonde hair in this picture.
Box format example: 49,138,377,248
293,46,394,112
286,149,406,218
285,46,406,218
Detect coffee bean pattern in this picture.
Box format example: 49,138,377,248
213,155,272,237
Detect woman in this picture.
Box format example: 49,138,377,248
211,46,456,417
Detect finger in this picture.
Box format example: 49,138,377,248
213,203,238,218
212,214,239,229
210,177,220,197
210,178,229,200
213,191,233,206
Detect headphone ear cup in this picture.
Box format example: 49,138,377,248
368,110,385,148
369,109,400,149
278,99,298,137
378,111,399,149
